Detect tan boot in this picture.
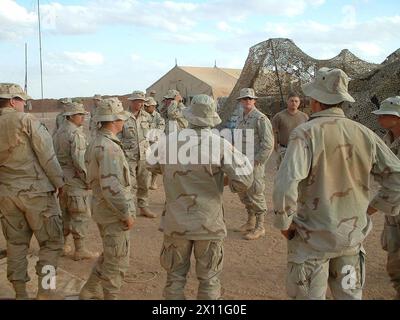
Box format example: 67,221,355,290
140,207,157,219
36,277,64,300
62,236,72,257
79,273,103,300
104,290,118,300
12,281,29,300
234,213,256,232
149,174,158,190
243,214,265,240
73,239,99,261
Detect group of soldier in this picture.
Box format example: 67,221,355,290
0,65,399,301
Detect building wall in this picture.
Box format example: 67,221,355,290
147,67,213,104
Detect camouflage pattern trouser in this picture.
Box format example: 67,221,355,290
287,234,365,300
276,146,287,169
0,193,63,282
92,222,130,295
238,163,267,216
60,192,91,240
128,159,150,208
381,215,400,294
160,236,224,300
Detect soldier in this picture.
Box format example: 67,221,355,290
144,97,165,190
0,83,65,300
272,92,309,168
234,88,274,240
53,97,72,135
147,94,253,299
273,68,400,300
89,94,102,141
163,89,188,134
372,96,400,299
119,91,156,218
79,97,135,300
53,101,99,261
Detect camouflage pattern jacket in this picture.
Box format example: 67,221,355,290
147,127,253,240
119,109,151,161
53,112,65,136
86,128,136,224
273,108,400,254
0,107,64,195
53,120,89,195
148,110,166,143
383,131,400,158
235,107,274,164
166,101,188,133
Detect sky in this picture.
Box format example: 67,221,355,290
0,0,399,99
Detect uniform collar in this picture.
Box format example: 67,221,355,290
99,128,122,145
0,107,18,116
309,107,347,119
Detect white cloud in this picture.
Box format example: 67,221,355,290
156,32,218,44
0,0,36,40
131,54,141,62
63,51,105,66
341,5,357,26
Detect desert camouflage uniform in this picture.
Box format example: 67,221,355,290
53,120,91,243
166,101,188,134
0,107,64,294
235,107,274,238
119,109,152,209
84,128,136,299
148,126,253,300
273,107,400,299
381,131,400,296
147,109,166,190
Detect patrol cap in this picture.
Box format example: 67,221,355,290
63,102,89,116
163,89,180,100
145,97,157,107
302,67,355,104
0,83,31,100
237,88,257,100
59,97,73,104
128,90,146,101
94,97,130,122
371,96,400,117
183,94,221,127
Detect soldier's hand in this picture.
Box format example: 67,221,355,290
281,224,296,240
223,175,229,186
367,206,378,216
122,216,135,230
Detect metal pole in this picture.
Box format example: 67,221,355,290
24,43,28,94
37,0,44,99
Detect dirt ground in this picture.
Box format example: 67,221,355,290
0,115,397,300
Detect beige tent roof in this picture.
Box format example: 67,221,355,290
178,66,241,98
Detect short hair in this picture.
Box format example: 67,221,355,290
0,98,10,108
287,92,301,100
320,101,344,110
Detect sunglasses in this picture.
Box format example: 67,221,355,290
240,97,254,101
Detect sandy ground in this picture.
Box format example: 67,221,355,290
0,115,397,300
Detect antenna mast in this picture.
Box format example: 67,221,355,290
24,43,28,94
37,0,44,99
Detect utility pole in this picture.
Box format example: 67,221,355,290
37,0,44,99
24,43,28,94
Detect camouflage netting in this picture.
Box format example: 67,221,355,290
219,38,400,133
346,59,400,135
